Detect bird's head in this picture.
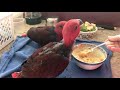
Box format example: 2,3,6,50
62,19,81,47
54,21,67,41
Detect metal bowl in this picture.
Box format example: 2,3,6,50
72,43,107,70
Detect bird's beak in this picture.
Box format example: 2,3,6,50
74,19,83,25
78,19,83,25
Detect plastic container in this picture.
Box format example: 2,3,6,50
0,12,14,50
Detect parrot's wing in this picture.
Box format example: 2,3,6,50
21,51,69,78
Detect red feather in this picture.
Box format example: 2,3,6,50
62,19,81,47
11,19,81,78
27,21,66,46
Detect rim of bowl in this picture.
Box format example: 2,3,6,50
72,43,107,65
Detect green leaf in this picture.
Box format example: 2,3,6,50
81,24,88,32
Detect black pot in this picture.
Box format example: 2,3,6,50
25,17,42,25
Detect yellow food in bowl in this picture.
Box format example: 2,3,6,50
72,44,107,64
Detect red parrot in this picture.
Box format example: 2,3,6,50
27,21,67,46
12,19,81,78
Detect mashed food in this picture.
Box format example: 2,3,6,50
72,44,106,64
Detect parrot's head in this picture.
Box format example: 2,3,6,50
62,19,81,47
54,21,67,41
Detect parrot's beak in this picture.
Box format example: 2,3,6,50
75,19,83,25
78,19,83,24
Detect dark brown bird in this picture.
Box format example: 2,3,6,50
12,19,81,78
27,21,67,46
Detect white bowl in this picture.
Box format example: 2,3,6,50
79,27,98,39
72,43,107,70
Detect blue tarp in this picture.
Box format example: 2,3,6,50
0,36,113,78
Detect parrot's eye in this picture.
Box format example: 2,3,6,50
75,26,78,30
59,26,63,28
